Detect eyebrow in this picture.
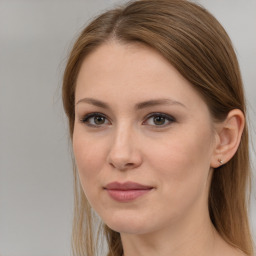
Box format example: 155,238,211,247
75,97,186,109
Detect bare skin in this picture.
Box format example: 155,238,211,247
73,41,245,256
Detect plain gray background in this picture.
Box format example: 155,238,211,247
0,0,255,255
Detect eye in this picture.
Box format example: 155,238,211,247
80,113,111,127
143,113,175,127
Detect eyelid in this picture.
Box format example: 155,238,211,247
79,112,175,128
142,112,176,126
80,112,111,127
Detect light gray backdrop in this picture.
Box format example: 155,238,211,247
0,0,255,256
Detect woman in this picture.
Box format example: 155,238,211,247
62,0,254,255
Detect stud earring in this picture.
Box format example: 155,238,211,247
218,159,223,165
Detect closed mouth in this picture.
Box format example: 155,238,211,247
104,181,154,202
104,181,154,190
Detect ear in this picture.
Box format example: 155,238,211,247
211,109,245,168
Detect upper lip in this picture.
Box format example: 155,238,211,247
104,181,154,190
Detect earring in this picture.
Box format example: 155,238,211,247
218,159,223,165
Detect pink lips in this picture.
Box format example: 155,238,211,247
104,182,153,202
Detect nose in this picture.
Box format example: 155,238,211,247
107,125,142,171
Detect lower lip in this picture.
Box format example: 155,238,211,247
106,189,152,202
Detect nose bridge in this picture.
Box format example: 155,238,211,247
114,122,132,148
111,122,134,158
107,121,141,170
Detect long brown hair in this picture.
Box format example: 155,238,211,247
62,0,254,255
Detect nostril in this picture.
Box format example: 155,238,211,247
108,157,139,170
107,141,143,170
109,162,133,170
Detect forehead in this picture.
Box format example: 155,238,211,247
75,41,206,112
76,41,175,84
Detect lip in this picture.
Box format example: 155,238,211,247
104,182,154,202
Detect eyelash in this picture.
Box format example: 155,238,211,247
80,112,110,128
80,112,176,128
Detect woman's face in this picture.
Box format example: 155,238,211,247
73,42,217,235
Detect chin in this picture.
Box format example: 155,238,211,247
102,211,158,235
106,222,148,235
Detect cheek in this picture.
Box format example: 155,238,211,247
146,126,214,200
73,139,97,175
72,133,108,214
72,129,107,192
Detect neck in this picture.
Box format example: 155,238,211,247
121,212,220,256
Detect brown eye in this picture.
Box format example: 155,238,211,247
81,113,110,127
153,116,166,125
94,116,105,125
143,113,175,127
